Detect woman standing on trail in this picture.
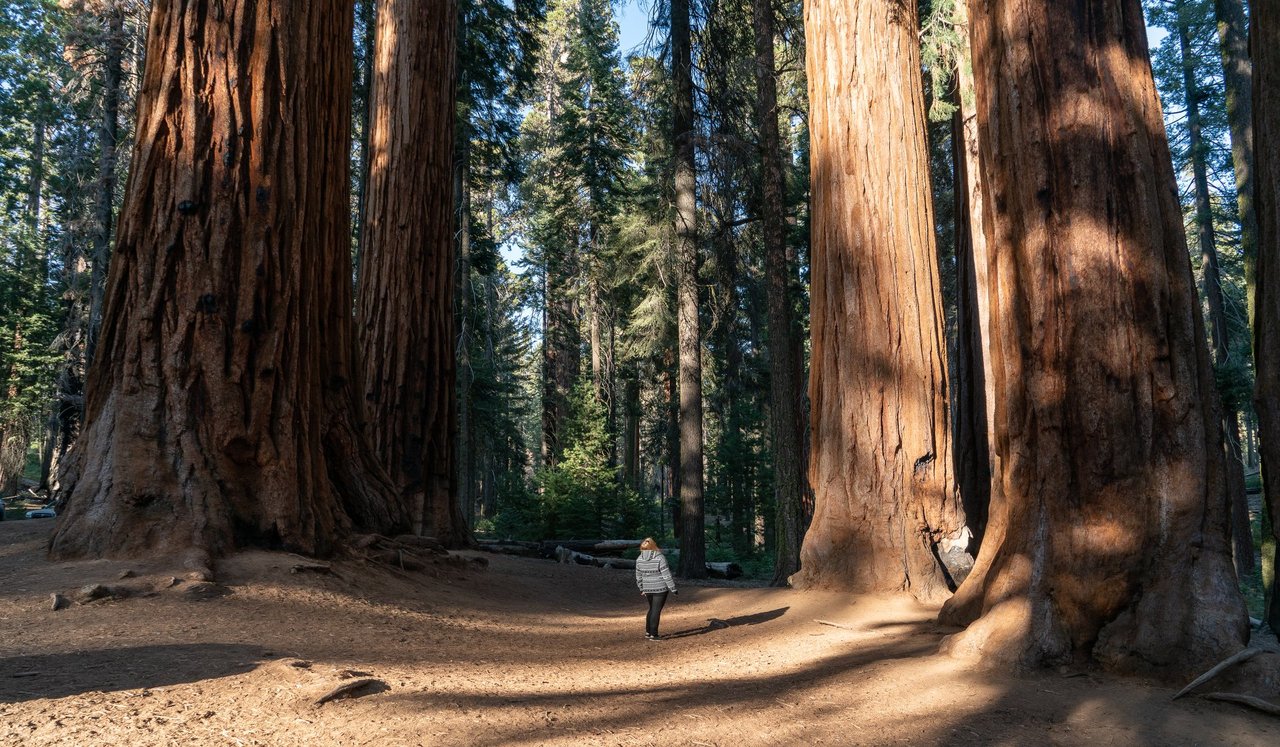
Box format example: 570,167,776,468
635,537,678,640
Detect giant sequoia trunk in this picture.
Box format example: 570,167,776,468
671,0,706,579
754,0,806,586
951,0,994,553
939,0,1247,677
1253,0,1280,633
51,0,405,559
790,0,963,602
357,0,468,547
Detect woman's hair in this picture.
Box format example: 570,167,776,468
639,537,659,551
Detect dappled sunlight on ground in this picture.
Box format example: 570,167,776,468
1,519,1278,746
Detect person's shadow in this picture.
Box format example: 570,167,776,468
661,607,789,639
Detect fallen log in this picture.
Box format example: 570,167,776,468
475,540,541,557
553,546,740,578
592,539,645,553
539,539,645,558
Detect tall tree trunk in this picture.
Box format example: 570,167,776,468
51,0,405,560
664,345,682,540
671,0,705,578
790,0,962,602
85,4,124,366
541,247,580,469
589,278,604,402
949,0,995,555
939,0,1247,677
710,192,746,554
1252,0,1280,634
1214,0,1257,329
754,0,805,586
27,116,44,223
358,0,467,546
456,128,475,527
622,373,640,491
1176,11,1254,579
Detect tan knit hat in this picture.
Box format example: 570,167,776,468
639,537,659,551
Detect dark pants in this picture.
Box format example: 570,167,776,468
645,591,668,637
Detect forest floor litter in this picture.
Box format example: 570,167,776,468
2,519,1279,746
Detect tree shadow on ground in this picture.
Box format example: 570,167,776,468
661,606,789,639
0,644,266,703
381,608,1280,747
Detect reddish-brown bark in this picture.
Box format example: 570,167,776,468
357,0,467,547
50,0,404,559
951,0,994,552
790,0,964,602
940,0,1247,677
1252,0,1280,632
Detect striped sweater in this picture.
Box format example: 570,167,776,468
635,550,677,594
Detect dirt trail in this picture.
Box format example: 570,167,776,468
1,519,1278,746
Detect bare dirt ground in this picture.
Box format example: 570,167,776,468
2,519,1279,746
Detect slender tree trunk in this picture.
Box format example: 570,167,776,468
754,0,805,586
541,246,580,469
1177,11,1255,579
790,0,963,601
939,0,1247,677
456,135,475,527
710,192,746,554
358,0,467,546
622,373,640,491
664,345,682,540
51,0,405,560
590,276,604,403
27,116,44,223
1213,0,1257,329
85,4,124,366
671,0,705,577
455,7,475,526
1252,0,1280,633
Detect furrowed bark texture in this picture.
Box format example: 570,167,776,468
358,0,468,547
951,0,994,552
791,0,963,602
51,0,405,559
672,0,705,578
754,0,806,586
939,0,1247,677
1253,0,1280,632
